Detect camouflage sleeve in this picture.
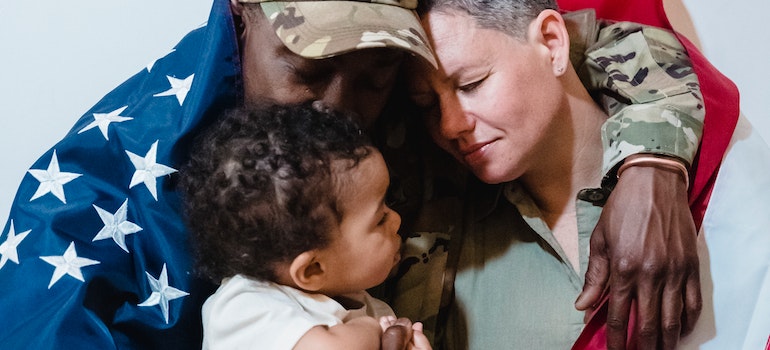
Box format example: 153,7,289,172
580,21,705,176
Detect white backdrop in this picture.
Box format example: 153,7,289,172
1,1,768,225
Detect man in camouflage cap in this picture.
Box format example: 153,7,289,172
231,0,436,126
246,0,436,65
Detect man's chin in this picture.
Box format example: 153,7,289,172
473,169,507,185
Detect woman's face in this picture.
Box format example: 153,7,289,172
408,10,564,184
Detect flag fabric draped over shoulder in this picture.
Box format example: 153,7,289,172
0,0,240,348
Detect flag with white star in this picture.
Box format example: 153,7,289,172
0,1,239,348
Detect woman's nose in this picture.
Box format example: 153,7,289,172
438,97,475,140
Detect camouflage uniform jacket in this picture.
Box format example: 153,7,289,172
371,9,705,346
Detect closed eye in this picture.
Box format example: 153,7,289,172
285,60,333,87
458,78,485,93
358,72,392,92
295,67,331,86
377,211,389,226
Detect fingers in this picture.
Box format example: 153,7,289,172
682,269,703,335
606,275,633,350
380,315,397,331
577,256,610,310
382,323,411,350
659,279,684,350
577,232,611,311
409,322,433,350
394,317,414,328
632,263,699,349
635,275,665,350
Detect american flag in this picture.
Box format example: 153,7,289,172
0,0,240,348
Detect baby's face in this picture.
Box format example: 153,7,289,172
316,150,402,295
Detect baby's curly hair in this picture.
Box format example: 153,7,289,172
178,103,373,283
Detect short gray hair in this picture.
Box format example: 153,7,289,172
417,0,557,39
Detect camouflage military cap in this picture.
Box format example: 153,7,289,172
238,0,437,67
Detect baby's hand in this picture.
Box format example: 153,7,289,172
409,321,431,350
379,316,432,350
379,316,412,332
380,316,412,350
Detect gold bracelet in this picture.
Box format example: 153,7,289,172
616,155,690,190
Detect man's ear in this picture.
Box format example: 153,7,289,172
289,251,326,292
230,0,249,38
530,9,571,76
230,0,246,16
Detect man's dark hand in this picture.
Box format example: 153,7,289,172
381,317,413,350
575,162,702,350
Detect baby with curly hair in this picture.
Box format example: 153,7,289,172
178,103,430,350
